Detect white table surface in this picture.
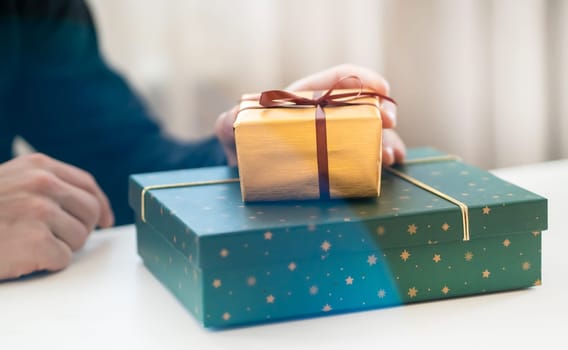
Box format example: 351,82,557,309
1,160,567,350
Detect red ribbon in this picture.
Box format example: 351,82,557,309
258,76,395,108
240,75,396,200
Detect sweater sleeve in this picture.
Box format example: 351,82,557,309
10,0,227,225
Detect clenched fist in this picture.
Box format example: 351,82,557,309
0,153,114,280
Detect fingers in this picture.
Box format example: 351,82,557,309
285,64,396,128
27,194,90,251
21,154,114,228
0,153,112,280
0,189,91,252
285,65,403,165
48,206,89,252
382,129,406,166
215,106,239,166
0,220,72,280
40,157,114,228
379,99,397,129
0,153,113,248
221,64,402,166
30,222,74,273
286,64,390,95
21,170,100,232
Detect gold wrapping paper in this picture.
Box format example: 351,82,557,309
234,89,383,202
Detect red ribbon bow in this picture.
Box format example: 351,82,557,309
258,75,396,109
240,75,395,200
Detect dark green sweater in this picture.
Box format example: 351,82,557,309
0,0,227,225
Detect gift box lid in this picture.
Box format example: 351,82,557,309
128,148,547,270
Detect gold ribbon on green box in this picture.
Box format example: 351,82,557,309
139,154,470,241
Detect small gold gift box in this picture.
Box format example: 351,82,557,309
234,87,387,202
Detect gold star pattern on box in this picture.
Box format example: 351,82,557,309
367,254,378,266
407,224,418,235
408,287,418,298
288,262,297,271
247,276,256,286
133,148,545,327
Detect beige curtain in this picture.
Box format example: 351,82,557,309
89,0,568,169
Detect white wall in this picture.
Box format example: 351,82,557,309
88,0,568,169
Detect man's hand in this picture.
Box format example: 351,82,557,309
215,63,406,166
0,153,114,280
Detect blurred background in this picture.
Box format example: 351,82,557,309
88,0,568,169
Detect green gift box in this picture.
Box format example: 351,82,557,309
128,148,547,328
